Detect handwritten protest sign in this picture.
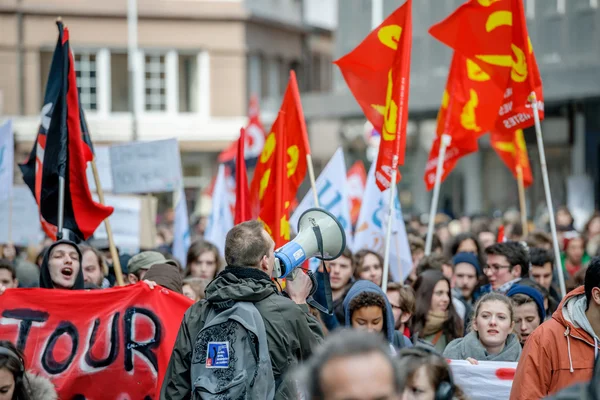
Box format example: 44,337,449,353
86,145,113,192
449,359,517,400
0,284,193,399
110,139,182,194
93,194,142,254
0,186,44,246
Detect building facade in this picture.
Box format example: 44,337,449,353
0,0,334,207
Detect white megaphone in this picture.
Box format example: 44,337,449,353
273,208,346,279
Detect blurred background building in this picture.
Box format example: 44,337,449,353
1,0,600,219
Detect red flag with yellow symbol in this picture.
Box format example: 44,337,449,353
429,0,544,134
424,52,503,190
249,71,309,248
491,129,533,187
334,0,412,191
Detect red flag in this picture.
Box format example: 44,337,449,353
346,161,367,226
19,22,113,240
491,129,533,187
249,72,310,247
424,53,501,190
235,128,252,224
335,0,412,190
429,0,544,134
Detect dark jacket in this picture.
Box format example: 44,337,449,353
160,266,324,400
39,239,84,290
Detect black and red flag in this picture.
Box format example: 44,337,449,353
19,21,113,241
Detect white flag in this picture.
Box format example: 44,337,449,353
204,164,234,257
0,120,14,201
353,162,412,282
172,186,191,268
290,148,354,249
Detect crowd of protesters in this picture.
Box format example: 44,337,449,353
0,206,599,399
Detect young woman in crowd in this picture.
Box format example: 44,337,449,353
353,249,384,287
398,347,467,400
181,277,208,302
448,233,483,258
343,280,412,350
184,240,223,281
411,270,463,352
443,292,521,363
506,285,545,345
0,340,57,400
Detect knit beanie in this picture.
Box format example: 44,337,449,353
452,252,482,276
507,284,546,322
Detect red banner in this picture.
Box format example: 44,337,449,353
0,284,193,399
491,129,533,187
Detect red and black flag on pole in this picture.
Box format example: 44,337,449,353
19,21,113,241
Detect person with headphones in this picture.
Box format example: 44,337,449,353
0,341,57,400
397,347,467,400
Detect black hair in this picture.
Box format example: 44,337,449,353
447,232,484,266
0,259,16,279
585,257,600,311
529,247,554,268
348,292,387,323
485,241,529,277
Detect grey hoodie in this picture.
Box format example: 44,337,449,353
443,330,522,362
563,295,600,360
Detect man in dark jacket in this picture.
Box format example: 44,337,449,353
160,220,324,399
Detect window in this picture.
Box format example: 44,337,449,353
111,53,129,112
74,52,97,111
178,54,198,113
144,54,166,111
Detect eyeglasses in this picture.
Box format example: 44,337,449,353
483,264,512,274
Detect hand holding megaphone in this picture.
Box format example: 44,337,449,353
272,208,346,279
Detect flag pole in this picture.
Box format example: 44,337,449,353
425,134,451,255
530,92,566,297
90,158,125,286
306,154,320,207
516,165,529,237
57,176,65,240
381,155,399,292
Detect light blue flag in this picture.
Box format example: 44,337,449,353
353,162,412,282
0,120,14,202
172,185,191,268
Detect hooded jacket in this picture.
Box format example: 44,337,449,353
39,240,84,290
343,280,396,344
443,330,522,362
510,286,600,400
160,266,324,400
25,371,58,400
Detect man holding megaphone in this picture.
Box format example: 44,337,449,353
162,218,330,400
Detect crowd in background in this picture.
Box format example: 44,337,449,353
0,203,599,399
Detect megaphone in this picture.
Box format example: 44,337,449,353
273,208,346,279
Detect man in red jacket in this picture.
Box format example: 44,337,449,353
510,258,600,399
